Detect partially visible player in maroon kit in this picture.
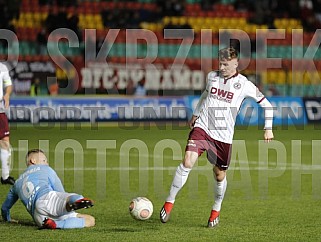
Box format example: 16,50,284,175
160,47,274,227
0,63,15,185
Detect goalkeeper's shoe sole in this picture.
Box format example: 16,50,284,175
207,210,220,228
69,198,94,211
160,202,174,223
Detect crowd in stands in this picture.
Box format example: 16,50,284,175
1,0,321,49
235,0,321,31
1,0,321,96
0,0,20,46
1,0,320,32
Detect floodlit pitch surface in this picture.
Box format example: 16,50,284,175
0,124,320,241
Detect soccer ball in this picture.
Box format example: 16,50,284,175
129,197,153,220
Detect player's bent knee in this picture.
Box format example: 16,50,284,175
77,213,95,227
216,173,225,182
213,166,226,182
84,215,95,227
182,160,193,169
0,139,10,150
183,151,198,169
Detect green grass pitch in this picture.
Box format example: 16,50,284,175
0,123,321,241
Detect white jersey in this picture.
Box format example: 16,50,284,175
0,63,12,113
194,71,271,144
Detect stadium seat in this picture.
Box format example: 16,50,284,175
190,45,200,58
8,41,20,56
196,44,207,59
146,44,158,58
115,43,126,58
158,44,169,58
0,45,5,55
19,41,30,56
275,84,287,95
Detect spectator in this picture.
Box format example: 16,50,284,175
7,0,20,20
234,0,249,12
45,7,59,33
68,14,82,42
135,80,146,96
126,80,135,95
36,28,48,55
201,0,216,11
30,78,41,96
300,0,314,19
313,0,321,22
156,0,185,17
266,82,280,96
288,0,300,18
39,0,54,6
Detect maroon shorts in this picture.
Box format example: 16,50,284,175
185,127,232,170
0,113,10,139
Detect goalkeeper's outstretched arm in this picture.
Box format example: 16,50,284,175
1,188,18,222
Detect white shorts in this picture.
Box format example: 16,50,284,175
33,191,78,227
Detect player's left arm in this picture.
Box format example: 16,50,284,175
1,188,19,222
246,81,274,142
258,98,274,143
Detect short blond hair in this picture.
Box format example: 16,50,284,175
26,149,45,166
219,47,239,61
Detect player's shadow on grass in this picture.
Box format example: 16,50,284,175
109,227,140,233
1,219,36,228
106,216,161,233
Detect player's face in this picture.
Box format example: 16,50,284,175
219,58,238,78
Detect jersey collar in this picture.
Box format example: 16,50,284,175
224,71,239,81
220,71,239,84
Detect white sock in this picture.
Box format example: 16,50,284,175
212,176,227,211
166,163,191,203
1,148,11,180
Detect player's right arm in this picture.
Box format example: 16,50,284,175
2,64,12,109
1,188,19,222
189,90,208,128
3,85,12,109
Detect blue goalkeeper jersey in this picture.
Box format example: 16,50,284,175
1,165,65,221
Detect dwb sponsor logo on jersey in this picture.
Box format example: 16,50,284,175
210,87,234,103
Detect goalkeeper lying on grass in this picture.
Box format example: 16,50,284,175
1,149,95,229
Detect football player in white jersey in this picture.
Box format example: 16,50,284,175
0,63,15,185
160,47,274,227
